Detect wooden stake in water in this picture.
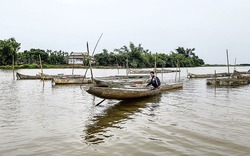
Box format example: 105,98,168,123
87,42,94,81
234,58,237,71
12,55,15,79
226,49,230,75
126,58,129,77
154,53,157,75
39,55,45,83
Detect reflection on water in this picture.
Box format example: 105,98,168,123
84,95,161,145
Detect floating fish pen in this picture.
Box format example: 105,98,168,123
188,72,230,78
206,78,249,86
206,70,250,86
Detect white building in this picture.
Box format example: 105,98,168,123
68,52,87,65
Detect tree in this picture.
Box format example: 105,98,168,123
175,47,195,58
171,47,204,67
0,38,21,65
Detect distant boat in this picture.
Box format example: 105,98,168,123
86,83,183,100
130,69,180,74
52,77,92,85
16,72,41,79
16,72,85,80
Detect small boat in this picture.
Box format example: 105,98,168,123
52,77,92,85
111,74,149,79
160,83,183,91
16,72,41,79
86,83,183,100
129,69,180,74
93,77,149,88
16,72,85,80
86,86,161,100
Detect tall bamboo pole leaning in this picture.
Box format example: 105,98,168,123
83,33,103,78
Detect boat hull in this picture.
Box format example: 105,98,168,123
16,72,85,80
52,77,92,85
86,83,183,100
86,86,161,100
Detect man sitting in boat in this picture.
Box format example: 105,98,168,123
146,71,161,89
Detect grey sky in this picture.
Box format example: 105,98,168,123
1,0,250,64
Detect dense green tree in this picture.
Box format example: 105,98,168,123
93,43,204,68
17,49,48,65
94,49,110,66
0,38,21,65
16,49,68,65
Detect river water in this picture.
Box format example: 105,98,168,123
0,67,250,156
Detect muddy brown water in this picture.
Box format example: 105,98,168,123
1,67,250,156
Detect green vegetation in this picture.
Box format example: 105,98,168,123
0,38,20,65
1,37,205,69
94,42,204,68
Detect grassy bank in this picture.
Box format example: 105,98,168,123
1,64,249,70
0,64,124,69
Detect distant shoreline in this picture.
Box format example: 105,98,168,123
0,64,250,70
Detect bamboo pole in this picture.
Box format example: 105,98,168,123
72,52,74,75
87,42,94,81
175,60,179,82
83,33,103,78
12,55,15,78
116,55,119,75
233,57,237,71
154,53,157,75
226,49,230,75
126,58,129,77
178,61,181,82
39,55,45,82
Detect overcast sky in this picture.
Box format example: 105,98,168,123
1,0,250,64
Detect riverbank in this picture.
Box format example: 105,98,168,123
0,64,249,70
0,64,120,69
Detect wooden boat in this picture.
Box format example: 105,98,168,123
111,74,149,79
93,77,149,88
16,72,41,79
52,77,92,85
86,83,183,100
16,72,85,80
129,69,180,74
86,86,161,100
160,82,183,91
